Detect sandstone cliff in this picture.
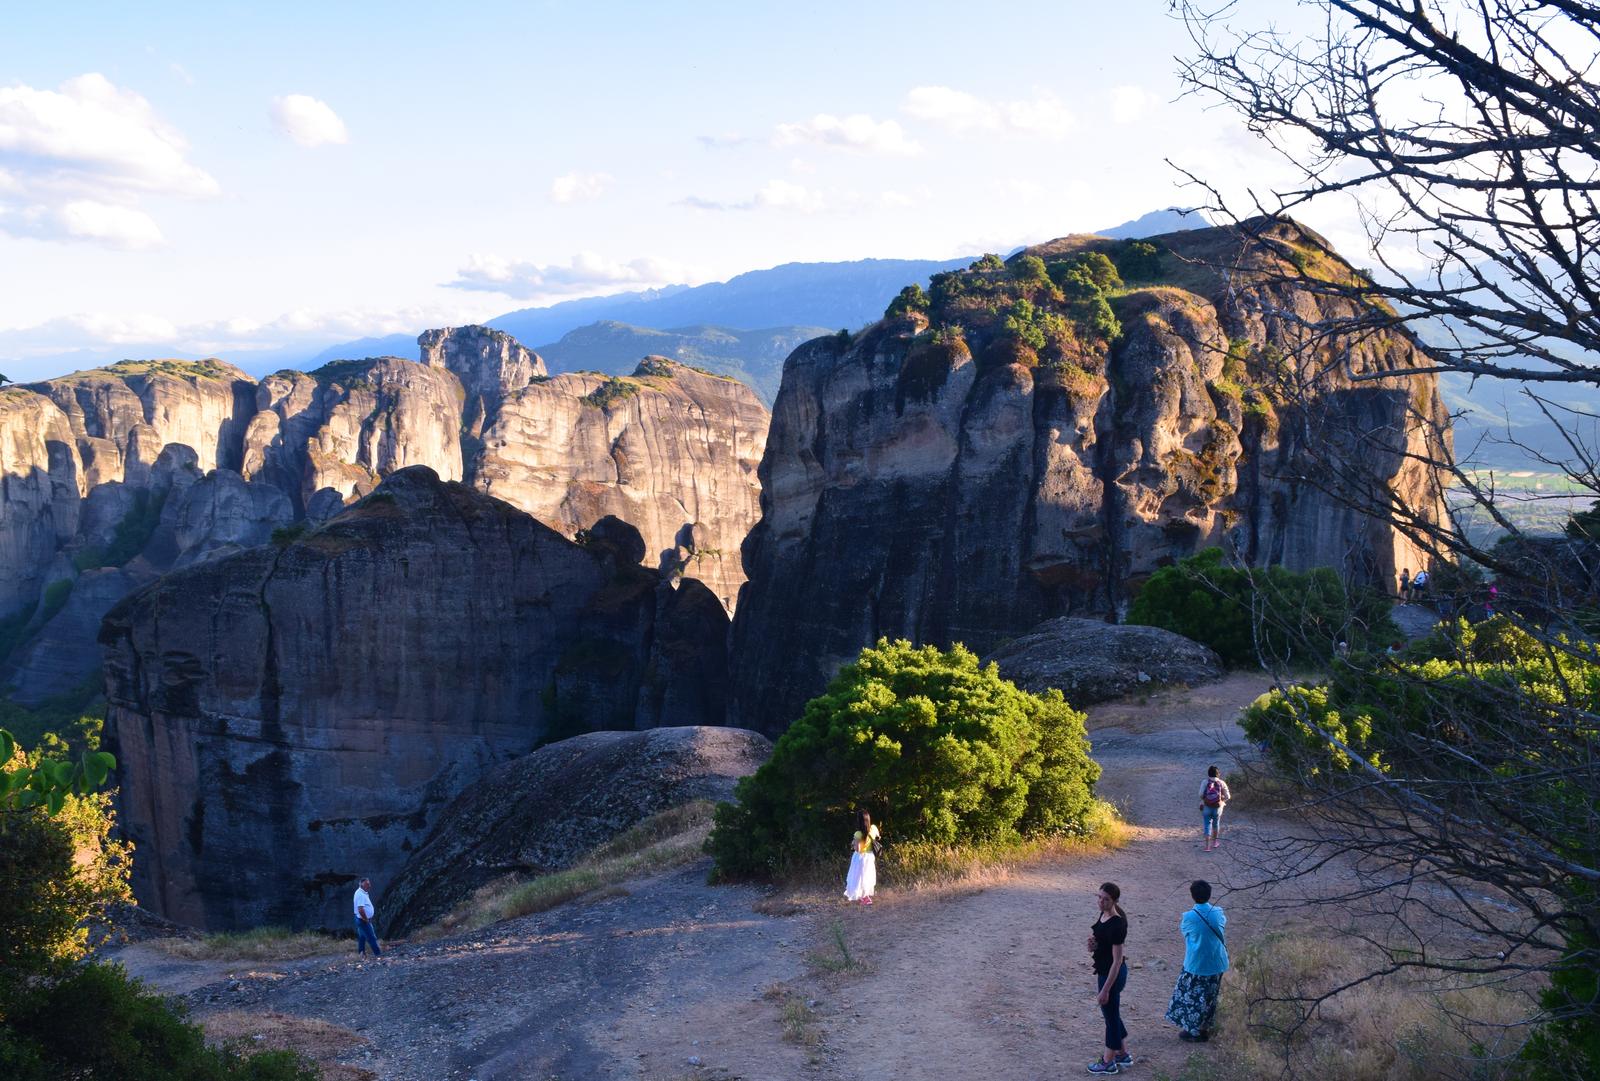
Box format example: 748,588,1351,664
101,467,731,931
0,331,766,700
474,356,767,610
729,219,1450,731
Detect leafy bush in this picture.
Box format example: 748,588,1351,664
1112,240,1163,281
1128,547,1397,667
1010,254,1049,284
971,253,1005,272
884,283,930,320
582,377,640,409
0,963,318,1080
706,639,1101,879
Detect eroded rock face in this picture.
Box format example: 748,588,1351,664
983,618,1223,705
419,324,547,438
474,357,768,611
730,220,1450,732
381,726,771,935
100,467,731,931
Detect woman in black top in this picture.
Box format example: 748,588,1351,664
1084,881,1132,1074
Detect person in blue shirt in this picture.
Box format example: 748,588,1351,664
1164,879,1228,1041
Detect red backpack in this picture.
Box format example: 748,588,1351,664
1203,778,1223,807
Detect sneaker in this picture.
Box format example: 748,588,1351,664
862,897,873,906
1087,1061,1120,1075
1115,1051,1134,1067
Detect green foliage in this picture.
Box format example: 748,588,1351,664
706,639,1101,879
1051,251,1122,293
73,489,167,571
1002,298,1049,350
1567,500,1600,544
270,523,309,547
37,578,73,627
0,963,319,1080
1,728,116,816
1128,547,1397,667
0,601,38,665
1522,927,1600,1081
972,252,1006,272
1010,254,1049,284
581,376,641,409
885,283,930,320
1112,240,1163,281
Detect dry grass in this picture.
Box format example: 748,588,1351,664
153,926,346,962
201,1010,375,1081
412,801,715,941
1201,930,1535,1081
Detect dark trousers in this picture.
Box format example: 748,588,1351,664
354,916,381,956
1098,961,1129,1051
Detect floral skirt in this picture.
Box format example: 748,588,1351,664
1165,970,1223,1035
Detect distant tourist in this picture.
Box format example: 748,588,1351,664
353,877,382,958
1086,882,1133,1074
843,810,880,906
1200,765,1231,852
1411,568,1429,604
1398,567,1411,603
1165,879,1229,1042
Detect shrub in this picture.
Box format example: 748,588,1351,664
0,963,318,1080
706,639,1101,879
1128,547,1396,667
971,253,1006,272
884,283,930,320
1112,240,1163,281
582,377,640,409
1010,254,1049,284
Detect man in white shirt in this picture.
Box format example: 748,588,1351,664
353,878,382,958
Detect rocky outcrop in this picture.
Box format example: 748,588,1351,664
730,219,1450,732
983,618,1223,705
473,357,768,611
420,325,546,438
381,726,771,935
241,359,464,512
0,389,80,620
100,467,732,931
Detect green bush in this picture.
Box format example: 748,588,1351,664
1010,254,1049,284
884,283,930,320
0,963,318,1080
706,639,1101,879
1128,547,1396,667
971,253,1006,272
1112,240,1163,281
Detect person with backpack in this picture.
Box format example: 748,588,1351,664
1200,765,1231,852
1411,568,1429,604
1165,879,1229,1041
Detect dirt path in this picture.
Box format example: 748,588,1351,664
110,673,1273,1080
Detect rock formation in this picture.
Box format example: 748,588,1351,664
730,219,1451,732
101,467,732,931
473,356,767,610
983,618,1223,705
381,725,771,935
0,331,767,701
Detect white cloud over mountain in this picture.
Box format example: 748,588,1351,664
444,251,701,300
269,94,349,148
0,73,217,248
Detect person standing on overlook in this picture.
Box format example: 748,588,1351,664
353,877,382,959
1165,879,1229,1042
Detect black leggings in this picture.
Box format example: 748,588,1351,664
1097,961,1129,1051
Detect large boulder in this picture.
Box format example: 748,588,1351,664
983,618,1223,705
381,725,770,936
101,466,732,932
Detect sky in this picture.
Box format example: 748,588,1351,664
0,0,1333,379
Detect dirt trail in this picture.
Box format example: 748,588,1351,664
110,673,1273,1080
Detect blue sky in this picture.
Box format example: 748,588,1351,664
0,1,1325,376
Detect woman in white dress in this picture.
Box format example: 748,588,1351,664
843,810,881,905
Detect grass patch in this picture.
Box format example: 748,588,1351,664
155,926,346,962
807,919,863,975
415,801,716,940
201,1010,375,1081
1211,930,1533,1081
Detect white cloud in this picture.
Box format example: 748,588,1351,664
680,179,829,214
549,170,612,203
1109,85,1158,125
269,94,349,148
772,113,921,156
0,73,216,247
902,85,1077,139
444,251,701,300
